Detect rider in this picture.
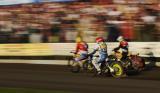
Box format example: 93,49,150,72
74,37,88,67
89,37,108,75
113,36,129,62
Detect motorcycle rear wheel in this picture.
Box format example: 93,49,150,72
83,61,94,72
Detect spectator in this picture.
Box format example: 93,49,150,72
29,29,43,43
140,12,157,41
106,19,121,42
120,19,135,41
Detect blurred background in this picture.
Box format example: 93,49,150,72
0,0,159,43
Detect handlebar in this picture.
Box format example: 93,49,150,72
87,54,99,58
112,49,120,53
70,50,76,54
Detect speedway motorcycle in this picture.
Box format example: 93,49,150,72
92,55,125,78
110,50,145,72
68,51,94,73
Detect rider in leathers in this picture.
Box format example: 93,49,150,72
89,37,108,75
114,36,129,62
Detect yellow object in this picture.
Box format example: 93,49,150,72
0,43,53,56
115,52,123,60
112,64,123,76
76,37,82,43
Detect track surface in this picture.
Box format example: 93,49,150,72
0,63,160,93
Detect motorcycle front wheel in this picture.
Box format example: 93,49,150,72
70,62,81,73
110,61,125,78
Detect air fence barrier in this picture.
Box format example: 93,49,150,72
0,42,159,66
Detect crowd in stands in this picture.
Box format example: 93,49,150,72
0,0,159,43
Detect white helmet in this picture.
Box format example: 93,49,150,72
117,36,124,42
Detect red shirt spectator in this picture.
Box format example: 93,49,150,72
120,21,134,41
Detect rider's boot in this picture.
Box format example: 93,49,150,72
97,70,101,75
91,57,103,76
121,73,128,77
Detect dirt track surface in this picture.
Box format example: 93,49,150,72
0,63,160,93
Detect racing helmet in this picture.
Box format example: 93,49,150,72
96,37,104,43
117,36,124,42
120,41,128,47
76,37,82,43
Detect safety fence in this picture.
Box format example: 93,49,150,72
0,42,159,57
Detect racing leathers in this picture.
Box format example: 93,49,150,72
113,41,129,61
89,42,108,73
75,41,88,63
